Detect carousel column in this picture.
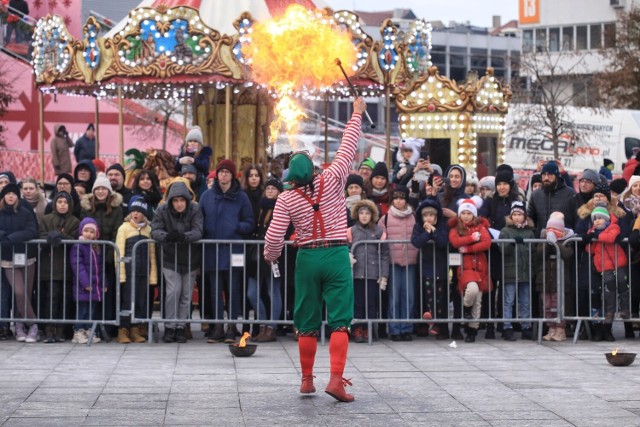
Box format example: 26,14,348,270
118,86,124,163
183,98,188,141
39,90,45,187
225,85,231,160
385,73,392,168
95,97,100,158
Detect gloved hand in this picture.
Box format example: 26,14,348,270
582,232,597,244
458,246,468,253
377,277,387,291
46,230,63,246
513,236,524,244
165,230,182,242
349,252,356,267
178,156,194,165
546,231,557,243
471,231,481,242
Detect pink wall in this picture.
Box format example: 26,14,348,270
0,54,183,182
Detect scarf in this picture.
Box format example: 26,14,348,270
345,194,361,210
372,188,388,197
389,205,413,218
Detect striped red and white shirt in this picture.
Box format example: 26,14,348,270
264,113,363,262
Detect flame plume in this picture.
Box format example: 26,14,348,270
242,5,357,144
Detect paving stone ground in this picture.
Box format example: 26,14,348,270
1,326,640,426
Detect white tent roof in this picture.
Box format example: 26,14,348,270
105,0,330,38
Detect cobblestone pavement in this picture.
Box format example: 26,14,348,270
1,327,640,426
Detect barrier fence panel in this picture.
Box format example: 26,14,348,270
0,239,120,345
562,237,638,343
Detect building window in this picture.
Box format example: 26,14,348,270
549,28,560,52
604,23,616,48
471,48,487,74
449,46,467,82
535,28,547,51
431,45,446,70
576,25,588,50
590,24,602,49
523,30,533,53
573,79,597,107
562,26,574,50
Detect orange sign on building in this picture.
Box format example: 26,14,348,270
519,0,540,24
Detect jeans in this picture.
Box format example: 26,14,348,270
162,267,197,329
503,281,531,330
247,274,282,324
208,269,243,321
353,278,378,326
388,264,415,335
76,301,96,331
0,270,11,328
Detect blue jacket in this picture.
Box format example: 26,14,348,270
200,179,254,271
0,203,38,261
411,198,449,280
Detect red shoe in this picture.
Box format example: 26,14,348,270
423,311,437,335
300,374,316,394
325,374,354,402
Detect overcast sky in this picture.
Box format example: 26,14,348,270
328,0,518,28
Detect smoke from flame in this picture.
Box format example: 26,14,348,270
242,4,357,144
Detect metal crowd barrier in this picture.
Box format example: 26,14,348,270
0,240,120,345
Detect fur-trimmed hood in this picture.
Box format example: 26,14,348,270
504,215,535,228
80,191,123,212
350,198,379,224
577,196,626,220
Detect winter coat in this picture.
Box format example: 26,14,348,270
448,216,493,294
575,197,629,238
23,192,48,222
0,202,38,262
73,133,96,162
478,193,523,231
585,215,628,273
411,198,448,280
535,229,574,293
115,218,157,285
175,145,212,177
200,179,254,271
498,218,536,283
80,192,124,265
151,181,204,269
73,159,97,191
378,207,418,266
369,190,390,217
527,177,578,237
348,222,390,280
38,209,80,281
70,242,104,302
50,125,74,175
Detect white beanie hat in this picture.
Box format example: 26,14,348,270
458,196,483,217
185,126,203,144
92,172,112,193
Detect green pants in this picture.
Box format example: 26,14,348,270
294,245,354,333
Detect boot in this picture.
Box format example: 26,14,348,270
25,324,38,343
485,324,496,339
464,327,477,343
72,329,88,344
117,327,132,344
551,327,567,341
184,323,192,340
54,326,66,342
543,327,556,341
163,328,176,343
300,374,316,394
624,322,635,339
351,327,364,344
130,326,147,343
138,324,148,340
325,374,354,402
603,324,615,342
260,326,277,343
207,324,225,343
435,326,450,341
174,328,187,343
252,325,268,342
451,323,464,340
44,325,55,344
502,328,516,341
463,306,473,320
592,324,604,342
224,324,238,344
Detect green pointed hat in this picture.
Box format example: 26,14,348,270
286,152,314,186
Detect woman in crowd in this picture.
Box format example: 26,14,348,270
20,177,47,222
131,169,163,221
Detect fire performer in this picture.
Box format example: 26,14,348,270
264,97,366,402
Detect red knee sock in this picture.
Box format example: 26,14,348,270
329,331,349,376
298,336,317,376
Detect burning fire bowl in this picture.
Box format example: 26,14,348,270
605,352,637,367
228,344,257,357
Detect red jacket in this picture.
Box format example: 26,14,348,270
448,216,493,294
586,215,628,273
623,158,638,183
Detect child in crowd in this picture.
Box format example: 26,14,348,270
620,175,640,216
448,197,492,343
347,199,389,343
584,206,629,342
411,198,449,339
392,138,424,186
70,218,105,344
38,191,79,343
345,174,366,227
379,186,418,341
536,212,574,341
498,201,535,341
115,196,157,344
367,162,391,216
175,126,213,177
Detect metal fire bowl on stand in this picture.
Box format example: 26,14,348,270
605,352,637,367
229,344,258,357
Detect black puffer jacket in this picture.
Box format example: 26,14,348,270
0,202,38,261
527,178,577,237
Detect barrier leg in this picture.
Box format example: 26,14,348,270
572,319,582,344
87,323,98,347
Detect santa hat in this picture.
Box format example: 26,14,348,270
457,196,483,217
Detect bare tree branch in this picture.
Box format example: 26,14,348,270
0,61,15,147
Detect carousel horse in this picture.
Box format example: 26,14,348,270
143,148,178,191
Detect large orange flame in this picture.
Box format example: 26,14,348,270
242,4,357,144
